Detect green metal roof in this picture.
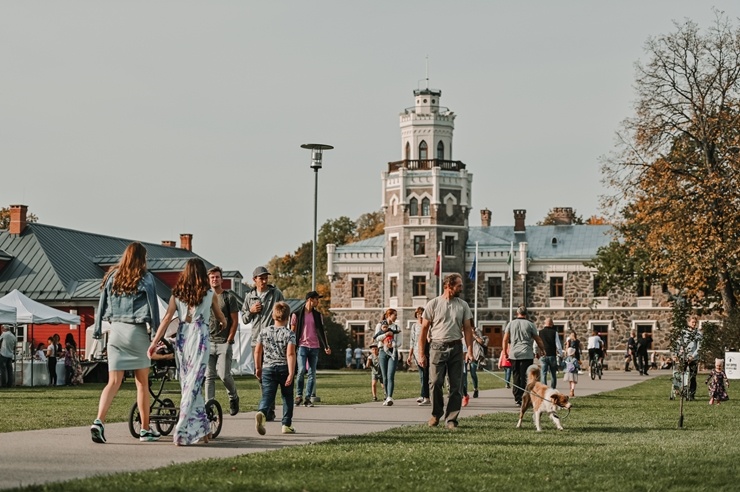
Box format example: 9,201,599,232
332,225,615,261
0,223,220,302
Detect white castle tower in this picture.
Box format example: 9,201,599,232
381,88,472,307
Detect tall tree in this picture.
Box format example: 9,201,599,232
536,208,585,225
355,210,385,239
600,12,740,314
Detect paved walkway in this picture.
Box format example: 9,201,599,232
0,370,658,490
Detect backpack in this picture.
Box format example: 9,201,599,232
566,358,578,374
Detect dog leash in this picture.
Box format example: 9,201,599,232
478,365,572,419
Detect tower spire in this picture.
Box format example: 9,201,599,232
425,54,429,89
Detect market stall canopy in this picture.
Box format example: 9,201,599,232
0,289,81,325
0,302,16,324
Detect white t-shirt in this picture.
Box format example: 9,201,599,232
587,335,603,350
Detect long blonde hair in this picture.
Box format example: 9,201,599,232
103,242,148,295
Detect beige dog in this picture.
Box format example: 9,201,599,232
516,364,572,431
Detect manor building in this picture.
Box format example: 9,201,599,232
326,87,703,368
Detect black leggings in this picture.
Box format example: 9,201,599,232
48,357,57,386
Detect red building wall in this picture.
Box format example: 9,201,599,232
26,306,94,357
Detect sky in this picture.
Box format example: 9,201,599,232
2,1,739,277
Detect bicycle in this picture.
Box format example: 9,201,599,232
589,354,603,380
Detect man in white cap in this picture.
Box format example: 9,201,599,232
242,266,284,419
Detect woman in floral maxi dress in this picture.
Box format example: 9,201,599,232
149,258,227,445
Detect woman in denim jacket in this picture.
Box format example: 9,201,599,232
90,242,161,444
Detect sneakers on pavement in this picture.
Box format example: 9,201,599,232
384,397,394,406
266,409,276,421
281,425,296,434
229,397,240,416
416,396,424,403
418,398,431,406
473,389,479,398
90,419,106,444
255,411,266,436
148,426,161,438
304,398,314,407
462,395,470,407
295,396,303,406
139,429,160,442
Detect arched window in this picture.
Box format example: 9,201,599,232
405,142,411,160
421,197,430,216
419,140,428,160
446,196,455,216
437,141,444,160
409,197,419,216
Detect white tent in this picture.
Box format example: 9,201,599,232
0,290,81,325
232,320,254,376
0,289,81,386
0,303,16,324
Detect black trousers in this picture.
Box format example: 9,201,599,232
511,358,533,404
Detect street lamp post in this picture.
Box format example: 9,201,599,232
301,143,334,292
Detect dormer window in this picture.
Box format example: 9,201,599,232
551,237,558,246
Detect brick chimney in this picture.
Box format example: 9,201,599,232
514,209,527,232
9,204,28,235
161,240,176,247
551,207,574,225
480,208,492,227
179,233,193,251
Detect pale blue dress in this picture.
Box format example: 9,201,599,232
173,291,213,445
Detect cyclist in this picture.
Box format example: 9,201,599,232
587,329,605,372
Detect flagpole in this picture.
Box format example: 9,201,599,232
509,241,514,322
473,242,479,327
438,241,443,296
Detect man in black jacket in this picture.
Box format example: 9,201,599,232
538,317,562,389
290,291,332,407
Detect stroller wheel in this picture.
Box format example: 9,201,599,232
155,398,177,436
128,402,142,439
205,399,223,439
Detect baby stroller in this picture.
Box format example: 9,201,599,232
127,338,223,439
670,366,690,400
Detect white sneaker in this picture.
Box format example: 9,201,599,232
382,399,389,406
386,397,394,406
418,398,431,406
416,397,424,403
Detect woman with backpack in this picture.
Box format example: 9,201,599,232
565,330,582,374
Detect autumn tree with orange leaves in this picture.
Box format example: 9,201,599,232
599,12,740,316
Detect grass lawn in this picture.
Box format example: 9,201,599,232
4,373,737,491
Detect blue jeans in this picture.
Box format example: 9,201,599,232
463,362,479,393
258,365,294,426
540,355,558,389
503,367,512,386
378,349,397,398
296,346,319,399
